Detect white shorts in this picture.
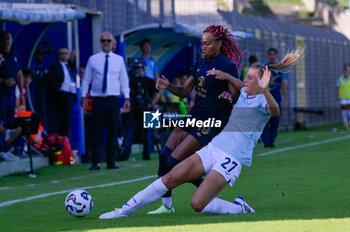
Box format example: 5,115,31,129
340,99,350,105
197,142,242,187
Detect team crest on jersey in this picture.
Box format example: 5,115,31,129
198,76,205,87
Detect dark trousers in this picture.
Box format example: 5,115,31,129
0,94,15,128
262,114,281,147
83,113,93,163
56,91,75,136
91,96,120,167
0,94,15,152
122,115,152,160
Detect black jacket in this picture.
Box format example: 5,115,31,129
47,60,75,92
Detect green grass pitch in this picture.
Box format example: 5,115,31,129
0,125,349,232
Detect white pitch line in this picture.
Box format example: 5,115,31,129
0,175,157,208
255,135,350,157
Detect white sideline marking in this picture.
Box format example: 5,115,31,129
50,180,60,184
0,187,12,191
256,135,350,157
24,184,37,187
0,175,157,208
69,176,85,180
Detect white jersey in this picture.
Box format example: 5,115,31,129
211,87,271,166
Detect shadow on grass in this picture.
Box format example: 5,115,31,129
52,204,350,232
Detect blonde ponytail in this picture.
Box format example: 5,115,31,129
268,46,304,71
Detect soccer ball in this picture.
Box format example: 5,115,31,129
65,189,93,217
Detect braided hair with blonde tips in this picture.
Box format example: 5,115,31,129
203,25,244,68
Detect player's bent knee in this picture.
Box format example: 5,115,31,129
190,198,205,212
162,167,186,189
161,173,177,189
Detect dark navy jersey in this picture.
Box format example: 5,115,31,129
262,61,287,104
3,51,22,78
190,54,238,112
0,51,22,96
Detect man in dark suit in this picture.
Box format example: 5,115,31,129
47,47,76,136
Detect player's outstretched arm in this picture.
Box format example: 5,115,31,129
207,69,244,91
156,74,195,98
259,66,280,117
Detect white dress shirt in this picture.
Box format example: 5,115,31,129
59,61,76,94
81,51,130,98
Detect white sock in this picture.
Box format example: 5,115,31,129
201,197,242,215
341,110,348,126
122,178,169,215
162,197,173,209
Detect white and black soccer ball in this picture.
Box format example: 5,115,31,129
65,189,93,217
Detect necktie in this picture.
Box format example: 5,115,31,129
65,64,75,83
102,54,109,93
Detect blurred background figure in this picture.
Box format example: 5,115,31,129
140,39,159,81
261,48,287,148
47,47,77,137
240,55,258,81
122,58,159,161
0,31,24,158
139,39,167,105
0,31,24,130
15,68,35,113
336,64,350,130
81,32,130,170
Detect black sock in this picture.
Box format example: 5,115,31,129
157,146,172,177
166,155,180,172
161,155,181,198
